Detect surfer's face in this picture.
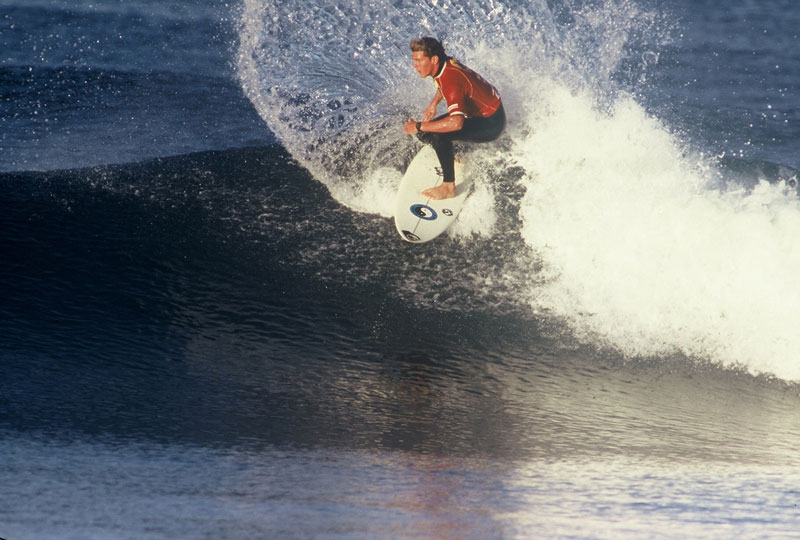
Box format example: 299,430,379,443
412,51,439,78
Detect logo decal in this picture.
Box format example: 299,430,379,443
410,204,437,220
442,208,453,216
402,230,421,242
434,167,443,177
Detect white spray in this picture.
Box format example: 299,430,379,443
236,0,800,381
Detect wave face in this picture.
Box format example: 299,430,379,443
236,0,800,381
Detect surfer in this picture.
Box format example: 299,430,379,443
404,37,506,200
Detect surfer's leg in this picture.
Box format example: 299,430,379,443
415,107,505,199
428,134,456,182
417,126,457,199
455,105,507,143
419,105,505,170
416,115,456,180
416,132,456,199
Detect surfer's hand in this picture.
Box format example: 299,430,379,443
423,104,437,121
404,119,419,135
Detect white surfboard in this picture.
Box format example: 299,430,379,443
393,146,472,243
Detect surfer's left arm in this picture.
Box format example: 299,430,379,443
404,114,463,135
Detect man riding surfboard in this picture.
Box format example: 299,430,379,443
403,37,506,200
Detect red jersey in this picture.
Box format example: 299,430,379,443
434,59,501,118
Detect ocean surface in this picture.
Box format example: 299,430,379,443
3,0,800,538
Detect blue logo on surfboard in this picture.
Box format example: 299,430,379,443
410,204,437,220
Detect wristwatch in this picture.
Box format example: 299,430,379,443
416,122,423,133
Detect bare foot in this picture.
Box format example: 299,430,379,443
422,182,456,200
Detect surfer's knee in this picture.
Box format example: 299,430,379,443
417,132,453,156
416,131,437,145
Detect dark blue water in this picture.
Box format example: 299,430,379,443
4,1,800,538
1,0,272,171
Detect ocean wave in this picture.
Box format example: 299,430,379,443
236,0,800,381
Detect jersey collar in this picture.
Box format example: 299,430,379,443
433,58,448,80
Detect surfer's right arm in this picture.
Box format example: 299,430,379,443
423,89,443,121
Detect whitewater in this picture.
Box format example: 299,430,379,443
236,0,800,381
